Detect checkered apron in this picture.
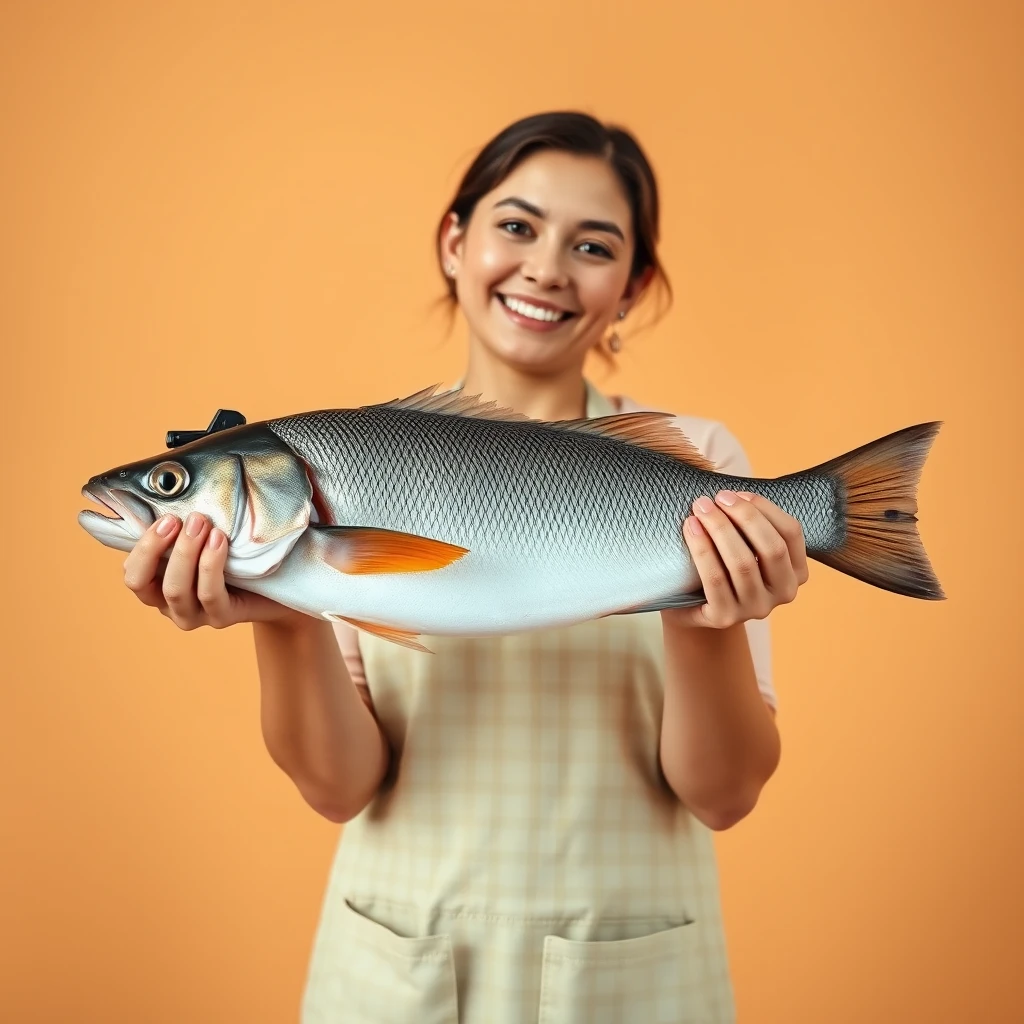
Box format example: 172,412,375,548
301,386,747,1023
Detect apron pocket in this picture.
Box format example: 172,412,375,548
537,919,720,1024
308,898,460,1024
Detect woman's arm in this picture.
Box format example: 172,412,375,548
121,512,390,824
659,619,780,830
254,616,391,823
658,489,807,829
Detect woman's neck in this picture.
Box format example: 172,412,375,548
458,352,589,422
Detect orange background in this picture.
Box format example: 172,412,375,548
2,2,1022,1021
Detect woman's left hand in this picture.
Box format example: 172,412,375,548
675,489,810,629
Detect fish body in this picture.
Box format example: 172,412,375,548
78,386,945,650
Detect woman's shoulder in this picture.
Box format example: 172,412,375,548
608,392,755,475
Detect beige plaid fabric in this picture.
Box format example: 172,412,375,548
301,383,775,1023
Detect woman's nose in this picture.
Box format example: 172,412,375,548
521,245,569,288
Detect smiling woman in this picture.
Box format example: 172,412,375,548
433,113,673,409
115,110,804,1023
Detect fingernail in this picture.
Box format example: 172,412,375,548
156,515,176,536
208,528,225,550
693,497,714,515
737,491,755,501
185,512,205,537
686,515,705,537
716,490,738,507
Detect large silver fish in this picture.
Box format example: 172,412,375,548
78,386,945,650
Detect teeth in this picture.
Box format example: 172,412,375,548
501,296,566,322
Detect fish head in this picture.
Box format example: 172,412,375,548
78,424,314,578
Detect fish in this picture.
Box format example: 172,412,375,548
78,385,945,651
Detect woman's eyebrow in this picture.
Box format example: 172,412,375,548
493,196,625,241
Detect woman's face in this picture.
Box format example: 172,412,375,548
440,150,648,377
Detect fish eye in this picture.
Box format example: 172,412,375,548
147,461,189,497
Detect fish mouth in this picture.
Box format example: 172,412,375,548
78,483,156,547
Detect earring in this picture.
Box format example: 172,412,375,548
608,310,626,353
445,263,456,277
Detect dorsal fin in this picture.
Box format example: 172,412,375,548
374,385,717,471
542,411,713,470
377,383,533,422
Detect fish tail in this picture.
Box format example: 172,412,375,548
800,421,945,600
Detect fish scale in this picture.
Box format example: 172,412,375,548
268,406,700,561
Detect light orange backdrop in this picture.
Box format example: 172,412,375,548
2,2,1021,1021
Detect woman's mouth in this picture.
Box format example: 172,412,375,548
495,293,577,332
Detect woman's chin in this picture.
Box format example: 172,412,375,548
476,320,592,372
487,340,580,375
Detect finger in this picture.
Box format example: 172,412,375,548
734,491,810,587
123,514,181,607
711,490,796,602
161,512,210,626
196,528,233,627
693,496,768,610
683,509,741,627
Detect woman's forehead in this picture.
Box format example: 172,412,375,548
482,151,633,225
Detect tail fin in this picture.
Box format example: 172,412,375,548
804,421,945,600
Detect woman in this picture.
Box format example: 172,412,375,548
122,111,807,1022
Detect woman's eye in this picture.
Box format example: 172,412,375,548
496,221,613,259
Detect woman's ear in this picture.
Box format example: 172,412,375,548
621,265,655,312
438,212,465,276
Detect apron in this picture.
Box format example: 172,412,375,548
301,384,737,1023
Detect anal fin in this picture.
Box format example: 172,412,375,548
325,613,432,653
613,589,708,615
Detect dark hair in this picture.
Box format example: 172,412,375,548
435,111,672,340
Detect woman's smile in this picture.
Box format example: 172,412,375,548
494,291,579,333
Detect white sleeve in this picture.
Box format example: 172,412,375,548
331,619,368,688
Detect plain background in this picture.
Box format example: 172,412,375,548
2,1,1021,1021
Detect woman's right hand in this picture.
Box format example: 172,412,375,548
122,511,302,630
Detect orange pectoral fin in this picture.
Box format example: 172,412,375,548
314,525,469,575
325,614,432,653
